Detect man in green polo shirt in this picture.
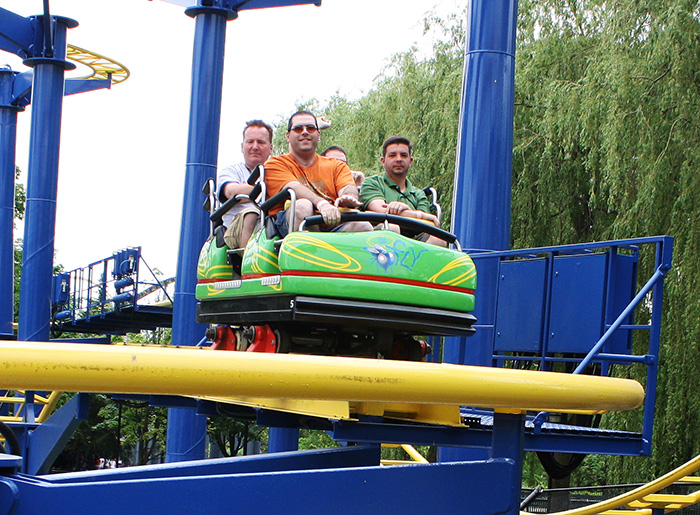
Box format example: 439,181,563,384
360,135,446,246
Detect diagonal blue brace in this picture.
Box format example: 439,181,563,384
25,393,90,475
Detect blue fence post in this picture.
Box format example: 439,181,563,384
0,68,24,337
17,14,78,343
165,2,234,463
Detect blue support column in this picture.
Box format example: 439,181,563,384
163,0,325,465
166,4,234,463
445,0,519,367
0,68,24,338
17,15,77,343
268,427,300,453
490,411,525,515
440,0,519,463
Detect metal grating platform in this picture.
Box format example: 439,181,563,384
53,305,173,335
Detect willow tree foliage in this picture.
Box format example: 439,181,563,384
316,12,467,227
514,0,700,484
305,0,700,485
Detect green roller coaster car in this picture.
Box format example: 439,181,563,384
196,184,476,359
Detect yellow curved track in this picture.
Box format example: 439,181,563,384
66,44,130,84
0,390,62,424
526,454,700,515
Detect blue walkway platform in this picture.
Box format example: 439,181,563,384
50,247,174,336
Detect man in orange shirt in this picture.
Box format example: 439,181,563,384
264,110,372,236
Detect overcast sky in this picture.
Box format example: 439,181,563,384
4,0,465,278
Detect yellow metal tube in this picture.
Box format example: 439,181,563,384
401,444,429,464
37,391,63,423
0,342,643,413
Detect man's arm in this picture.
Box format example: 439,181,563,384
402,208,440,226
282,180,344,226
366,199,439,225
365,198,391,213
218,163,253,202
283,180,327,208
335,184,362,208
222,181,254,200
350,170,365,187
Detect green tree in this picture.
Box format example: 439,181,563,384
12,166,25,322
14,166,25,224
298,429,338,451
513,0,700,483
207,417,267,457
53,394,121,471
97,399,167,466
12,239,21,322
57,394,168,470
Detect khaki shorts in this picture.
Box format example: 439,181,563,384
223,206,259,249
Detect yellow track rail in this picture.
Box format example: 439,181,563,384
526,454,700,515
66,44,130,84
0,341,644,413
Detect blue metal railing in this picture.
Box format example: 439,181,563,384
463,236,672,455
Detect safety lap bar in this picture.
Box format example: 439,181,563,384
302,212,462,250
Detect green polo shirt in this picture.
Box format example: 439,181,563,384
360,174,432,213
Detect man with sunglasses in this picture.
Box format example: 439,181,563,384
217,120,274,249
264,111,372,236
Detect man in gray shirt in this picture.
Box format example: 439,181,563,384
217,120,273,249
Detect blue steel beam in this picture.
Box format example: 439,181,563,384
491,412,525,513
450,1,518,251
445,0,519,368
164,0,321,12
228,0,321,8
0,69,23,337
0,7,33,58
330,419,646,457
0,66,110,339
167,0,323,461
64,79,111,96
24,393,89,475
0,452,519,515
48,446,380,483
9,71,32,109
1,6,113,342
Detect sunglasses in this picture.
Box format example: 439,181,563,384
289,124,319,134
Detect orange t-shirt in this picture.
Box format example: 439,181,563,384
264,154,355,215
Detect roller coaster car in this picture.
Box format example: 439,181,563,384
195,166,477,360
